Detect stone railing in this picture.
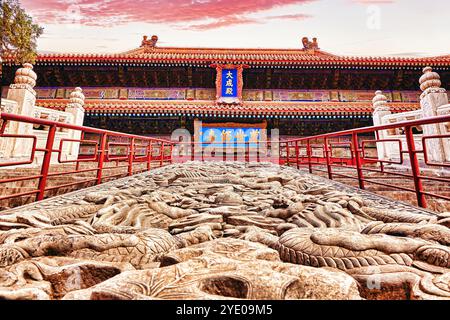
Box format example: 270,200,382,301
33,106,73,130
0,99,19,159
372,67,450,166
0,64,85,166
0,98,18,114
32,106,76,164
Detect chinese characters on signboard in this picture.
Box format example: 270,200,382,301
221,69,238,98
199,127,261,147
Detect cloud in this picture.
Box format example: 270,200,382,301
182,15,260,31
350,0,395,4
21,0,315,29
386,52,428,57
268,13,312,20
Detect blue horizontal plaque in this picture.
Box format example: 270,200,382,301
199,127,261,147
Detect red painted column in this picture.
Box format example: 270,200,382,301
169,143,174,164
202,142,206,162
306,140,313,173
352,132,365,189
286,142,290,166
324,137,333,180
257,140,260,163
128,138,135,176
147,142,152,170
223,140,226,162
96,133,107,185
295,141,299,169
36,125,57,201
160,142,164,167
245,142,250,163
405,126,427,208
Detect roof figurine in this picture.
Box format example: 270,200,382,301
141,35,158,48
302,37,319,50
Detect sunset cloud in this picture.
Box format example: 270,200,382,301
268,13,312,20
350,0,395,4
13,0,448,56
180,12,311,31
21,0,316,28
182,15,260,31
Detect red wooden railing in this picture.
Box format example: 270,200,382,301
172,115,450,209
279,115,450,209
1,112,449,210
172,141,278,164
0,112,175,204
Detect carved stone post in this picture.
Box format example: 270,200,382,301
6,63,37,159
64,87,85,161
372,90,391,161
0,99,19,159
419,67,448,163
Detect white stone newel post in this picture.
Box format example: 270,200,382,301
0,99,19,159
419,67,448,163
6,63,37,158
65,87,85,161
372,90,391,161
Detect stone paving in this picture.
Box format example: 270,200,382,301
0,162,449,300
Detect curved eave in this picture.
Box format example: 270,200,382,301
3,53,450,68
35,99,419,115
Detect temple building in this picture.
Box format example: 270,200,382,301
2,35,450,142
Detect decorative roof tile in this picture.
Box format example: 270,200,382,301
35,99,419,115
4,43,448,67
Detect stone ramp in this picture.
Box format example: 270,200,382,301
1,162,439,217
285,164,450,213
0,162,449,300
0,161,168,210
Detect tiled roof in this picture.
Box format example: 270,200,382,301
4,45,449,67
36,99,419,115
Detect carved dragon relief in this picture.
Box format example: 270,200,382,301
0,162,448,300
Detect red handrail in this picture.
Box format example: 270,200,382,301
172,115,449,209
281,114,450,209
0,112,175,206
1,112,449,210
0,112,171,143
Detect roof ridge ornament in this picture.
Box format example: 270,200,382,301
141,35,158,48
302,37,319,50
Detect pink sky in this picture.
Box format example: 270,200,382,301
20,0,450,56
